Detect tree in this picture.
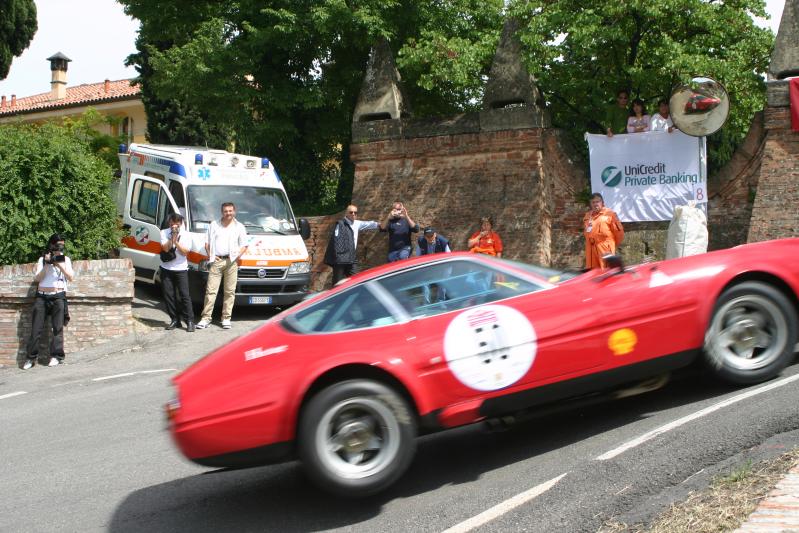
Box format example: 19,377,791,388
0,0,37,80
0,121,123,265
118,0,505,213
507,0,773,173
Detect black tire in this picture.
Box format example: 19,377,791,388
703,281,798,384
298,379,417,497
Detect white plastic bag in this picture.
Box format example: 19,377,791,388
666,203,708,259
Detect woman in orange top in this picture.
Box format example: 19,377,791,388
468,216,503,257
583,193,624,269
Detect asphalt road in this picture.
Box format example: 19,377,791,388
2,283,798,532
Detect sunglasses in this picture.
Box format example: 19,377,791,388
348,210,358,214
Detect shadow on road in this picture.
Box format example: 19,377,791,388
107,371,749,532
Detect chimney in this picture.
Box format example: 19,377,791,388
10,95,16,107
1,96,5,109
104,79,110,94
47,52,72,101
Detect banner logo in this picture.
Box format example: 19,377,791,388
601,166,623,187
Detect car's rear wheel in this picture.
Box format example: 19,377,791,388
703,282,797,384
298,379,417,497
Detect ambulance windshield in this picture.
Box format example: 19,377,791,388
187,185,296,234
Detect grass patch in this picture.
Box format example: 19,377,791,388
599,448,799,533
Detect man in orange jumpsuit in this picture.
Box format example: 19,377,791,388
583,193,625,269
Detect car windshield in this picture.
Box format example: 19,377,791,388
187,185,296,234
486,257,580,284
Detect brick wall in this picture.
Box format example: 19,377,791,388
748,81,799,242
0,258,134,368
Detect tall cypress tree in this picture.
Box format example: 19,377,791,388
0,0,37,80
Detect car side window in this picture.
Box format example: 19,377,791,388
377,260,545,319
289,285,397,333
130,179,160,225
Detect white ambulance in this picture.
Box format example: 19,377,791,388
116,143,312,307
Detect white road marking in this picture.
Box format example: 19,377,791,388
0,391,28,400
92,369,177,382
596,372,799,461
440,473,567,533
92,373,136,381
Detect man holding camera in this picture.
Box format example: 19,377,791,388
160,213,194,332
23,234,74,370
382,202,419,262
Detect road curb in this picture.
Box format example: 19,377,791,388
735,461,799,532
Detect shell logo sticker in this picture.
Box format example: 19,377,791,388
134,226,150,245
443,304,537,391
609,328,637,356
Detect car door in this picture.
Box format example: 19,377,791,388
122,174,180,282
374,258,601,406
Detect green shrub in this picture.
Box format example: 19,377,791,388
0,121,123,265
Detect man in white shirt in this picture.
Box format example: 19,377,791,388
160,213,194,332
650,99,676,133
23,233,75,369
323,204,381,285
196,203,248,329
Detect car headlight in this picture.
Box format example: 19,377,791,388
288,261,310,275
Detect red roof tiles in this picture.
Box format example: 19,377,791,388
0,79,140,117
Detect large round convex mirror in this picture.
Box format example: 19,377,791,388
669,77,729,137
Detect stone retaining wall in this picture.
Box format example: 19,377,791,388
0,258,134,368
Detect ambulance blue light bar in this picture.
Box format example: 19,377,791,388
118,144,127,154
261,158,270,169
195,153,203,165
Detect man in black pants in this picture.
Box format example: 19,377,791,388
24,234,74,370
160,213,195,332
324,204,381,285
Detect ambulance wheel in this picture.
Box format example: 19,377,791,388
298,379,417,497
703,282,797,384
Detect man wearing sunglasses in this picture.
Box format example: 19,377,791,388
324,204,381,285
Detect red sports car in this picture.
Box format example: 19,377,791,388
166,240,799,496
684,92,721,113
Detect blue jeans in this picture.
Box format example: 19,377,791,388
387,247,411,263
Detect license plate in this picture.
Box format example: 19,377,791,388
248,296,272,304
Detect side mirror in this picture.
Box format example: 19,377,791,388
299,218,311,240
603,254,624,271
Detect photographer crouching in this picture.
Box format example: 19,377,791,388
23,233,74,370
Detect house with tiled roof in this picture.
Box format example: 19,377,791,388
0,52,146,143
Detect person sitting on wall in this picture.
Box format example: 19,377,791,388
468,216,503,257
627,98,650,133
23,233,74,370
416,227,451,255
605,89,630,137
650,99,676,133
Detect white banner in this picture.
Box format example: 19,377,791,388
587,131,707,222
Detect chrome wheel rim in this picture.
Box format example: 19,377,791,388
314,397,400,480
705,294,788,371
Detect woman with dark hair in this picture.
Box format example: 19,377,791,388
627,98,650,133
650,99,676,133
583,193,625,269
23,233,74,369
468,216,503,257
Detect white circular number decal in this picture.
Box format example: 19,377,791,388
443,304,537,391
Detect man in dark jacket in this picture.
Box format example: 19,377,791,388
324,204,381,285
382,202,419,262
416,227,451,255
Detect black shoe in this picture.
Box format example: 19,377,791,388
165,320,181,330
186,322,195,333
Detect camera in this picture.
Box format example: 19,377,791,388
46,243,66,264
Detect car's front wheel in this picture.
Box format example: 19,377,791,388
298,379,417,497
703,281,797,384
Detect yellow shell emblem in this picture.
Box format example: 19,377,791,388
608,328,638,356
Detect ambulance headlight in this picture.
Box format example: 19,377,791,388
288,261,310,275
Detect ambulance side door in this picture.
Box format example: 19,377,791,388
122,174,180,282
